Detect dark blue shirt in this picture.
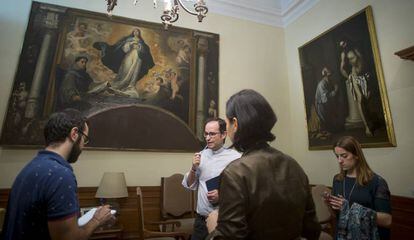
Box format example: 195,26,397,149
332,174,391,240
2,150,80,240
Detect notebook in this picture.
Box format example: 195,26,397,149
206,175,220,191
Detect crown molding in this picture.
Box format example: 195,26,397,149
207,0,319,28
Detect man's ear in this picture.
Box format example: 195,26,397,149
69,127,79,142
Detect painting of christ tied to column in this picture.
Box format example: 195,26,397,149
0,2,220,151
299,6,396,149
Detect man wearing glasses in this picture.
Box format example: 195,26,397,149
182,118,241,240
2,109,113,240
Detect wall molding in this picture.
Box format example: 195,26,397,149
208,0,319,27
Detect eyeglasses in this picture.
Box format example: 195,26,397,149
203,132,221,138
78,131,90,145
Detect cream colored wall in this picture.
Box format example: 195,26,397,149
3,0,411,197
284,0,414,197
0,0,289,187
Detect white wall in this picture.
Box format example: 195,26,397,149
284,0,414,197
0,1,289,187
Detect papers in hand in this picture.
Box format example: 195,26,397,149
206,175,220,191
77,207,116,226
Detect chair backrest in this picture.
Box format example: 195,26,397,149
136,187,190,240
311,185,333,224
136,187,146,233
161,173,195,219
0,208,5,233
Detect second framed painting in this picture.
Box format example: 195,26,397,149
299,6,396,150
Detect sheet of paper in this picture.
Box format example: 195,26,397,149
77,207,116,226
78,207,97,226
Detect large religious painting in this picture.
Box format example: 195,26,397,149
0,2,219,151
298,6,396,150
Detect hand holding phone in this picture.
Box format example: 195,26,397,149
321,191,332,200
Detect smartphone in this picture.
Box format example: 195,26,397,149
321,191,332,199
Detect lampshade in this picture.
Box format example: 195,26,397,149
95,172,128,198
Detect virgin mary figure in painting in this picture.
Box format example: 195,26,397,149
94,28,154,97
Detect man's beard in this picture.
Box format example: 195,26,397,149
67,138,82,164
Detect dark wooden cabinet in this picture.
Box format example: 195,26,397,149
89,223,123,240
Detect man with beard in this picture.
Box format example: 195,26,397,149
1,109,114,240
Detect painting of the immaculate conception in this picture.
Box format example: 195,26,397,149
0,2,220,151
59,18,192,121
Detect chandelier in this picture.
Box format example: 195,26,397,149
106,0,208,29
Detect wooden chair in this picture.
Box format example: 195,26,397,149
0,208,5,235
136,187,189,240
311,185,334,238
319,231,333,240
160,174,195,236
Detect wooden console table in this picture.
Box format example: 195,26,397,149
90,223,123,240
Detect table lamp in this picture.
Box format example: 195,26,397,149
95,172,128,213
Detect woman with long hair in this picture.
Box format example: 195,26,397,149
327,136,392,239
206,89,321,240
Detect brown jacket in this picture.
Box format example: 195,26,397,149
209,144,321,240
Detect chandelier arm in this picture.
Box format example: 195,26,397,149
108,0,208,28
168,11,179,23
176,0,199,16
195,5,208,14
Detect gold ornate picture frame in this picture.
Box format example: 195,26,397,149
0,2,219,152
298,6,396,150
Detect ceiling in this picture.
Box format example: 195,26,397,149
207,0,319,27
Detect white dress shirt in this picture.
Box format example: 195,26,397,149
182,147,241,216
